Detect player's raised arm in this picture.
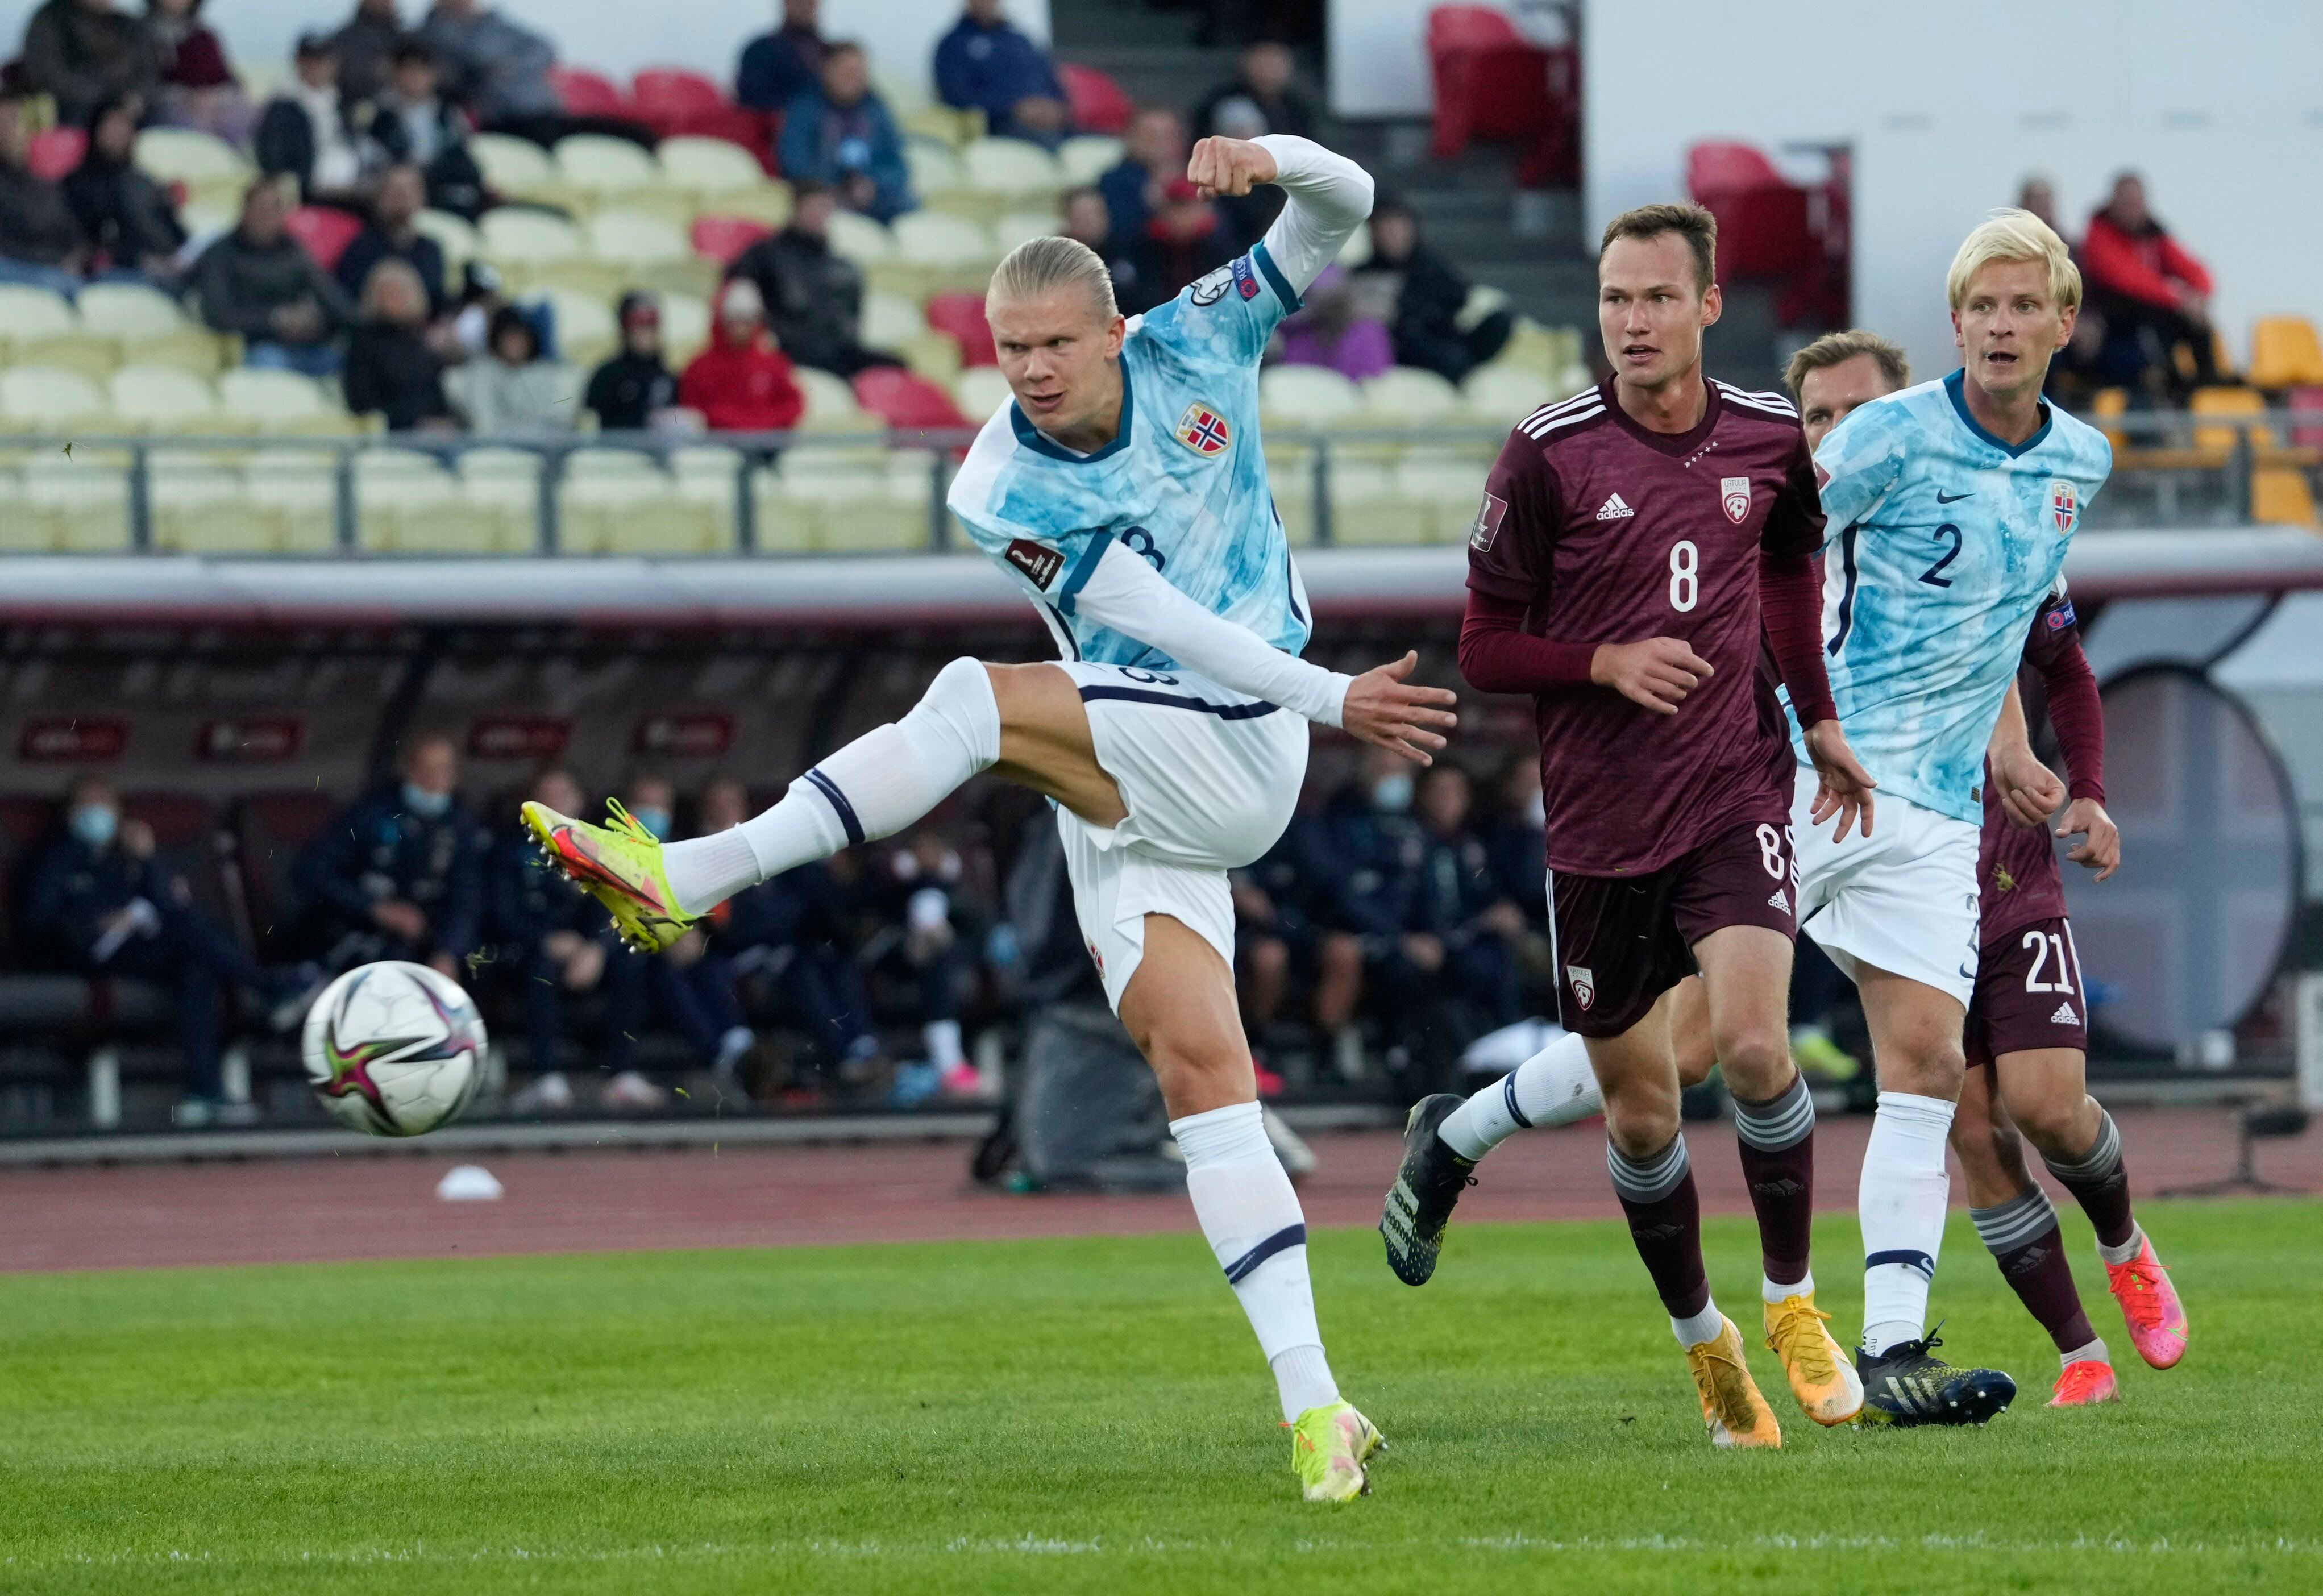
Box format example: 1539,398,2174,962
1187,134,1374,296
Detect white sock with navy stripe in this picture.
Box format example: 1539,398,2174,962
1172,1100,1339,1424
1859,1090,1957,1357
1437,1029,1601,1161
661,657,1001,914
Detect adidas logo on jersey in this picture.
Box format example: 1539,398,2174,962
1595,492,1635,521
2051,1003,2079,1025
1767,888,1789,913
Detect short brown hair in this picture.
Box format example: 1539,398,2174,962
1784,329,1911,403
1599,202,1718,295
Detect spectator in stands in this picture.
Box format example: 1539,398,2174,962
190,179,355,377
873,829,981,1104
335,163,445,316
2081,171,2218,398
255,33,372,207
415,0,560,124
584,291,680,431
778,42,912,223
725,179,900,380
23,778,309,1128
343,257,452,430
1060,184,1109,250
64,93,188,286
1098,103,1185,246
735,0,828,116
294,733,484,979
450,304,577,434
1193,41,1314,141
0,92,89,296
1306,747,1448,1070
488,766,612,1116
330,0,406,107
933,0,1069,147
1354,194,1512,383
1481,751,1545,928
369,42,486,221
1278,263,1393,380
1412,763,1524,1029
680,277,804,433
20,0,158,130
144,0,251,144
1111,176,1232,316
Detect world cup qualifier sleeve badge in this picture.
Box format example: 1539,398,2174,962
1174,401,1232,458
2048,478,2080,535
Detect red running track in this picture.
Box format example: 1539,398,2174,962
2,1107,2316,1274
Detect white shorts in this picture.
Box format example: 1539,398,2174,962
1790,763,1983,1009
1053,660,1308,1012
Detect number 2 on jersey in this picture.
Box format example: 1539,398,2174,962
2022,929,2073,994
1919,523,1962,588
1668,539,1698,612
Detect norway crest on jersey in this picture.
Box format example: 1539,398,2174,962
1720,475,1752,524
1175,401,1231,458
2048,478,2079,535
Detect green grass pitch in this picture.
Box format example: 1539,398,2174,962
6,1200,2319,1594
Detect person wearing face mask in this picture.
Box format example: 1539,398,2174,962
24,776,318,1127
595,775,755,1109
1299,746,1447,1079
485,765,620,1117
294,733,485,981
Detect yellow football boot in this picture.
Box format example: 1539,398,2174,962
520,798,698,954
1290,1401,1384,1503
1764,1290,1865,1425
1685,1316,1783,1449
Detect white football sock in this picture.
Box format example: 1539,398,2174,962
1672,1300,1725,1349
2062,1336,2109,1369
1763,1269,1815,1305
1173,1100,1338,1424
2095,1221,2145,1269
1859,1090,1956,1356
1437,1030,1600,1161
660,657,1001,913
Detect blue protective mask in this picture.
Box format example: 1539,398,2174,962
69,803,118,849
402,783,452,818
1371,773,1414,814
629,807,673,842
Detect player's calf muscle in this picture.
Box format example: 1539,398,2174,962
985,662,1128,825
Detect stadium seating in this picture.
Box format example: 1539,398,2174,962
286,206,364,272
992,209,1062,252
794,367,878,433
218,368,363,436
1058,64,1133,135
28,125,85,181
658,136,772,199
132,126,250,213
1426,5,1577,182
2189,386,2271,459
630,68,731,138
1360,366,1465,427
0,365,108,433
2248,317,2323,391
549,67,631,119
923,293,998,367
415,207,482,272
961,138,1066,207
1057,135,1125,186
2,454,130,550
556,134,662,200
109,365,235,434
952,366,1013,423
853,368,972,433
691,214,774,265
2250,467,2318,527
560,448,729,555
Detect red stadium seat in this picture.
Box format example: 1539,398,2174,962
691,214,774,265
1424,7,1576,184
27,126,84,181
1058,63,1132,135
285,205,364,271
2288,386,2323,451
549,66,631,118
1685,141,1786,200
853,367,972,432
923,292,998,367
1684,140,1834,325
632,67,729,135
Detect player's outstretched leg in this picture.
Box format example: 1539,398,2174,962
1952,1061,2116,1406
1378,1030,1598,1285
1853,967,2016,1425
525,656,1004,950
1129,916,1381,1503
2033,1104,2187,1370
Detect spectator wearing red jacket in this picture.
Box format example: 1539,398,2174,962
679,278,806,433
146,0,255,145
2080,172,2217,397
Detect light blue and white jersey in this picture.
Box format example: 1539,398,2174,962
946,243,1313,672
1787,369,2112,825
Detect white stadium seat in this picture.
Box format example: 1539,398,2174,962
555,134,660,196
657,136,768,196
961,136,1065,202
1057,135,1124,186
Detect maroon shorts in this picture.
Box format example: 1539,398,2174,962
1965,916,2089,1065
1548,820,1798,1039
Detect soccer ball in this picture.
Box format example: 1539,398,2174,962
301,961,487,1137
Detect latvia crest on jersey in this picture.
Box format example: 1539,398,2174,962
1721,475,1752,524
1175,400,1231,457
2048,477,2080,535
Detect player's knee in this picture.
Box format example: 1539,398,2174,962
1713,1028,1789,1098
2004,1088,2088,1153
1601,1079,1681,1159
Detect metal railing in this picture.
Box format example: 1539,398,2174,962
0,408,2307,556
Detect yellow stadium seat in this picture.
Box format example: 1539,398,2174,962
2248,317,2323,390
555,134,659,197
1395,454,1491,542
894,211,999,271
1324,459,1422,545
355,449,471,552
559,456,726,555
218,368,334,433
514,259,629,302
661,293,710,365
905,139,967,200
952,366,1014,423
705,184,793,228
108,365,233,434
587,209,690,268
1360,366,1464,427
1058,135,1123,186
658,137,768,197
992,209,1060,253
1462,363,1557,426
861,290,929,350
480,207,587,267
2251,467,2320,527
2189,386,2271,458
415,209,482,271
471,133,558,196
74,282,183,339
538,287,619,371
961,137,1064,204
150,454,273,553
0,365,109,433
133,127,248,186
1258,365,1364,433
16,455,131,550
901,105,981,149
454,447,545,552
671,445,743,546
794,367,877,433
0,282,77,340
244,451,341,551
825,210,895,267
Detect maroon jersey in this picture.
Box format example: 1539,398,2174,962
1467,377,1825,876
1976,595,2087,943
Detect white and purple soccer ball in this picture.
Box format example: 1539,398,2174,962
300,961,487,1137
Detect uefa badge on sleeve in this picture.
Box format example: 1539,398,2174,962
1721,476,1752,524
2048,478,2079,535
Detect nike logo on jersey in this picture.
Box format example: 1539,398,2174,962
1595,493,1635,521
1935,491,1973,503
2051,1003,2079,1025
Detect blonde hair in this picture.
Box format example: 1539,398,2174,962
360,256,427,324
1784,329,1910,402
1947,208,2081,312
990,234,1117,321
